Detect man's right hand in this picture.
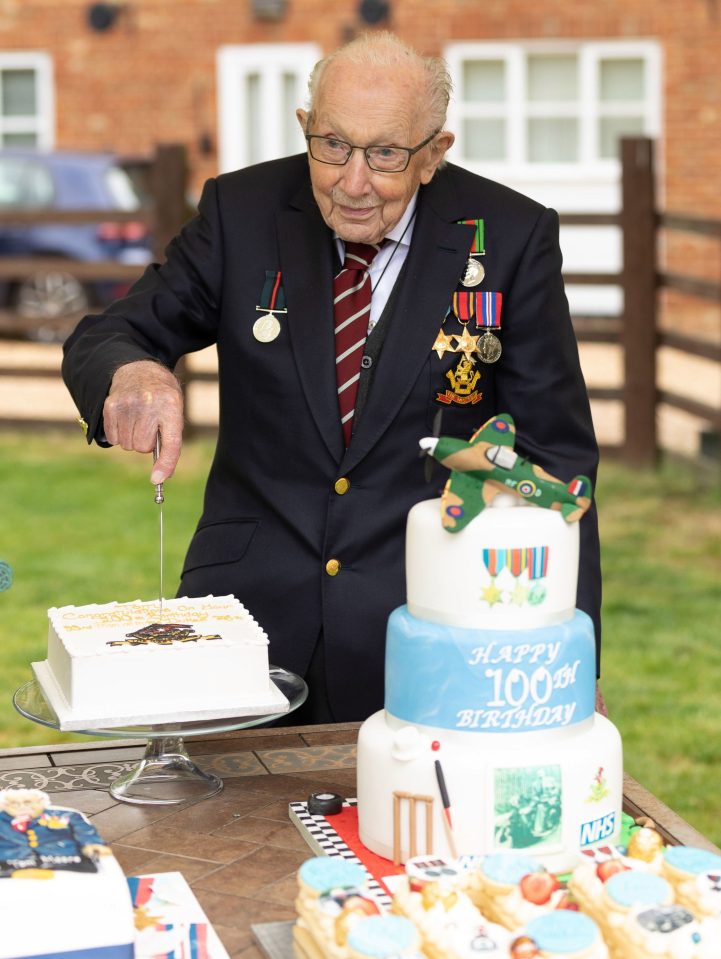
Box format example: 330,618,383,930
103,360,184,485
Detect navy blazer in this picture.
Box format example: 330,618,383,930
62,154,601,721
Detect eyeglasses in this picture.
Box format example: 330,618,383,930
305,128,441,173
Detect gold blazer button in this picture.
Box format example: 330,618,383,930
334,477,350,495
325,558,341,576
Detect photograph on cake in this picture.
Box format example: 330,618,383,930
0,789,109,877
493,764,562,851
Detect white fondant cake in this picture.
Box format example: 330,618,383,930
357,498,622,874
0,789,134,959
32,594,288,729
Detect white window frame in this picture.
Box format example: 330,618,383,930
217,42,321,173
444,40,662,183
0,51,54,148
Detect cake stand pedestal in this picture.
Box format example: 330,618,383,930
13,666,307,807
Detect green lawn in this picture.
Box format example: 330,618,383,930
0,430,719,846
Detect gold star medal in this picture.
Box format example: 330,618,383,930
432,327,456,359
454,325,480,361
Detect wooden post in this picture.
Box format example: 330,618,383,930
150,143,189,261
620,137,658,466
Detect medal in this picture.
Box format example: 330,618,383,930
457,218,486,287
462,257,484,287
454,325,480,360
432,327,456,359
478,330,502,363
254,269,286,343
253,313,281,342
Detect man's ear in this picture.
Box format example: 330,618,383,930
419,130,456,184
296,108,309,133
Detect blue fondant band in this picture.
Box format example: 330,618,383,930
385,606,595,732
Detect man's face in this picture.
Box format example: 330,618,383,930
297,61,453,244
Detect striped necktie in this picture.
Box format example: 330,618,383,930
333,241,381,446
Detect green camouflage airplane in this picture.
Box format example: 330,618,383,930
419,413,593,533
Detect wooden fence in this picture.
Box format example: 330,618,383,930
0,137,719,466
565,136,721,466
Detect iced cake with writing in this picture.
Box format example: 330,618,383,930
32,594,287,729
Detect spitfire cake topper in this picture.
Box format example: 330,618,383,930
419,414,592,532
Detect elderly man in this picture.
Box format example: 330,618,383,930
62,33,601,723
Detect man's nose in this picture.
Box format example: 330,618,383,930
340,148,373,194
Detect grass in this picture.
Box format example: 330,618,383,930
0,430,719,846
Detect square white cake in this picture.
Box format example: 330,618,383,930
32,594,288,729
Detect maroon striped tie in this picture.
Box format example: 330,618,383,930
333,241,381,446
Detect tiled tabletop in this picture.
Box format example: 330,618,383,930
0,723,718,958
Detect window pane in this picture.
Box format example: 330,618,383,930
2,69,36,117
246,73,261,166
463,118,505,160
600,59,644,101
527,55,577,101
0,157,52,206
462,60,505,102
599,116,645,158
2,132,37,147
528,117,578,162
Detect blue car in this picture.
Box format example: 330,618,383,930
0,149,152,341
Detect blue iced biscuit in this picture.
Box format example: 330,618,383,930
525,912,601,953
482,853,541,885
347,915,419,958
664,846,721,876
605,870,671,908
298,856,366,894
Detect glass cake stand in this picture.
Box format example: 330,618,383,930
13,667,307,807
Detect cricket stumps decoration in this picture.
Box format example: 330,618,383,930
419,414,592,533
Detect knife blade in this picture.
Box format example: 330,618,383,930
153,433,164,620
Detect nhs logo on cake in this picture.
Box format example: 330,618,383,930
579,811,617,847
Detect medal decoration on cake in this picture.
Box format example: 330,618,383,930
0,559,11,592
479,546,549,609
0,788,111,878
107,622,222,647
253,269,286,342
419,414,593,533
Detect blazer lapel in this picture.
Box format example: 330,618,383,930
341,175,475,472
277,183,345,464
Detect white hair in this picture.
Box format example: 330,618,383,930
307,31,453,138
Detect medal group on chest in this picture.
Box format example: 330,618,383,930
434,218,502,406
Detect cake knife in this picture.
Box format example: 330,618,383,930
153,433,164,620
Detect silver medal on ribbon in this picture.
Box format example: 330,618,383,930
462,257,485,287
253,313,281,343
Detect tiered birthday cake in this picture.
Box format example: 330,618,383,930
357,415,623,874
32,594,287,729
